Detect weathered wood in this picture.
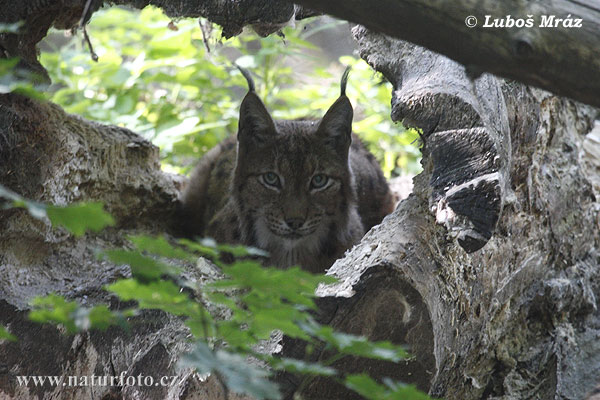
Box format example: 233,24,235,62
110,0,296,38
293,0,600,108
0,93,216,400
5,0,600,109
304,28,600,399
4,0,600,108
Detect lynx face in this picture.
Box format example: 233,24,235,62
181,67,393,272
232,89,360,267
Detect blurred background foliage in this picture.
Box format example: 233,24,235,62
40,6,421,177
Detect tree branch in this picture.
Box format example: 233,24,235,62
3,0,599,109
292,0,600,108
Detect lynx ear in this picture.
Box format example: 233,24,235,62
317,95,353,150
238,91,276,144
317,67,353,150
235,65,276,145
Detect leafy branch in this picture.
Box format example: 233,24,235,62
1,185,431,399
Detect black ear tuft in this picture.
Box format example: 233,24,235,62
235,64,256,92
340,66,350,97
238,92,276,144
317,71,353,150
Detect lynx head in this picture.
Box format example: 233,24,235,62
232,67,359,265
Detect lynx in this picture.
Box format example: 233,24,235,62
180,67,395,273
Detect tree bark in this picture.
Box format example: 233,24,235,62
3,0,599,106
0,93,255,399
300,27,600,399
1,2,600,400
292,0,600,109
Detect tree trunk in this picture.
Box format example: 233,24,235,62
1,2,599,400
297,26,600,399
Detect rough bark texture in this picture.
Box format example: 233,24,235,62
0,94,235,399
109,0,297,38
299,27,600,399
0,95,177,311
1,1,600,400
293,0,600,109
0,0,313,77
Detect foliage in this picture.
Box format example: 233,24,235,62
46,202,115,237
1,193,432,400
0,183,114,237
29,295,129,333
40,232,429,399
345,374,432,400
40,6,421,176
41,7,235,171
1,5,427,399
0,22,47,97
0,325,17,342
0,57,47,99
181,342,280,400
0,22,48,97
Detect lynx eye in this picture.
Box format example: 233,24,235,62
262,172,281,188
310,174,329,189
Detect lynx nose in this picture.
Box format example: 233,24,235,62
285,218,305,230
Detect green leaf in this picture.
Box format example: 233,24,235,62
0,183,46,218
345,374,388,400
103,249,177,280
114,92,137,114
215,262,335,304
1,184,114,237
271,358,336,377
178,238,220,259
85,305,121,330
0,57,47,99
128,235,196,262
380,377,433,400
72,304,130,332
28,295,129,334
185,313,217,339
303,322,408,361
205,262,336,342
181,238,270,270
106,66,131,86
249,303,308,340
345,374,432,400
46,202,115,237
180,342,281,400
0,325,17,342
205,292,240,312
334,334,408,362
107,279,201,317
29,294,79,334
213,243,269,259
215,320,256,348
